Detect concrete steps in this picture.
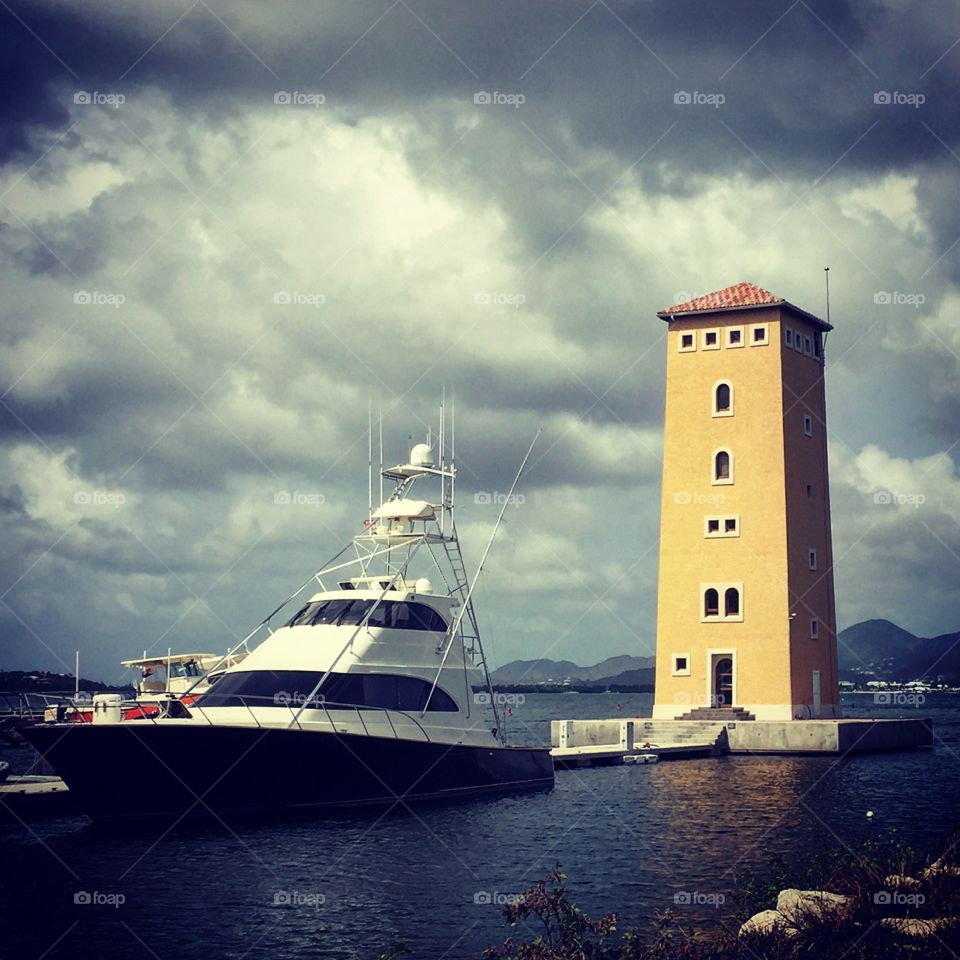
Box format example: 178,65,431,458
675,707,756,721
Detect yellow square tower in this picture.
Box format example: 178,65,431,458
653,282,840,722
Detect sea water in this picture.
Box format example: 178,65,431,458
0,692,955,959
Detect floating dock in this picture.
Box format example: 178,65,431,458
550,716,933,766
552,741,716,768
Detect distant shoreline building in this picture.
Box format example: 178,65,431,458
652,282,840,721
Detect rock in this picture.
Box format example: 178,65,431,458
881,917,948,937
739,909,795,937
884,874,922,890
776,889,851,923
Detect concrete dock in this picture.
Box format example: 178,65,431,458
550,716,933,765
0,776,75,822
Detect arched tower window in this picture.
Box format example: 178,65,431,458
724,587,740,617
704,588,719,617
714,382,732,414
714,450,731,481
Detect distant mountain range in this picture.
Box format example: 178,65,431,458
491,619,960,688
837,619,960,683
490,655,655,688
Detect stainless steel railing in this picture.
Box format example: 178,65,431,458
43,692,435,743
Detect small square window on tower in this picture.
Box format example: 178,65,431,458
702,328,720,350
806,484,814,498
726,327,744,348
803,414,813,436
679,332,696,353
804,335,813,356
672,654,691,676
808,548,817,570
785,328,794,348
813,334,822,359
810,618,820,639
750,323,768,345
704,515,739,538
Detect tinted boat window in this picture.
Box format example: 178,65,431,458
338,599,374,625
196,670,458,712
311,599,353,624
286,599,447,632
287,602,319,627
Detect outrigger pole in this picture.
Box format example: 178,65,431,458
422,428,541,741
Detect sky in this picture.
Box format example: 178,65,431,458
1,0,960,684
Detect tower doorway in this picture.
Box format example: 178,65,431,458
712,655,734,708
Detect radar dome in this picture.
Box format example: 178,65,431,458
410,443,434,468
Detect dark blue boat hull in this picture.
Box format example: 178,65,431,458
20,722,554,821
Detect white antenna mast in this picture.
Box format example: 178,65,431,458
367,396,373,519
378,391,384,507
450,386,456,516
439,386,445,536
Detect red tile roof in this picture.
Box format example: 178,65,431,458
660,281,782,315
657,280,832,330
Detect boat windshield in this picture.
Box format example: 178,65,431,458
168,660,203,679
196,669,459,712
285,598,447,632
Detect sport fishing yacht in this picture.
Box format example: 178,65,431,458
22,421,554,819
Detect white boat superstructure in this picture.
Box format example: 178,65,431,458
178,417,513,745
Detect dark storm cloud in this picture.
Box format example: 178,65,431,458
5,1,959,174
7,0,957,294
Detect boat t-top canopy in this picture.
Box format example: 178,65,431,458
120,654,217,669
